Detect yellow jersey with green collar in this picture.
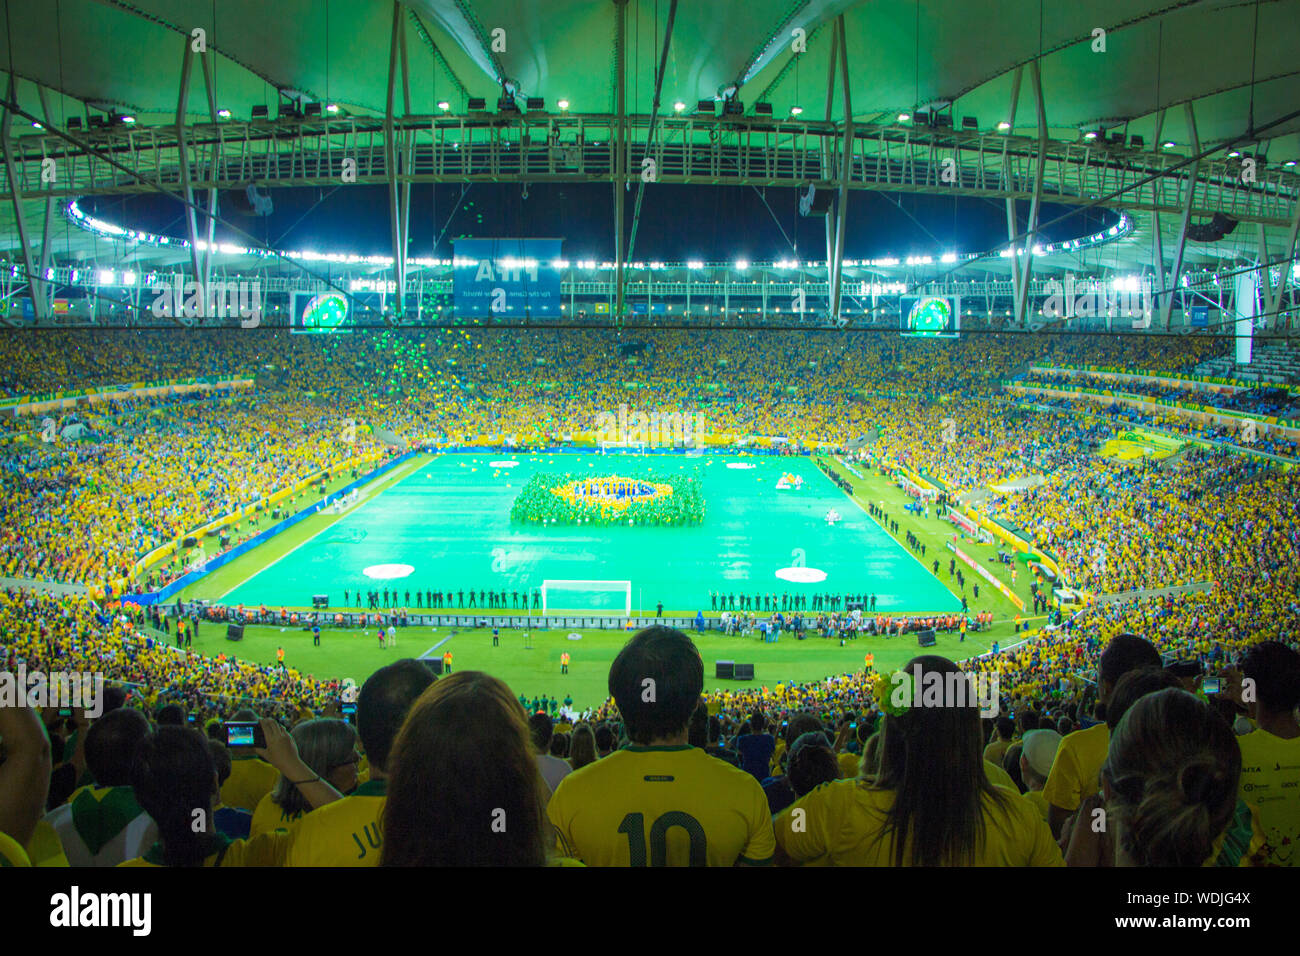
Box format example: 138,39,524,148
250,791,305,838
286,779,386,866
548,745,775,866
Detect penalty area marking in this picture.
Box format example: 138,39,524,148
215,454,430,602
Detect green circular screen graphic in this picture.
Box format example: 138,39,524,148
906,296,953,336
301,292,349,332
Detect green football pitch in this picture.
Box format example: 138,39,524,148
218,452,962,614
181,451,1040,710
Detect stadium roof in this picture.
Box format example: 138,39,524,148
0,0,1299,313
0,1,1295,148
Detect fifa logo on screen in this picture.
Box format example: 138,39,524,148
149,277,263,328
594,404,706,448
1041,273,1153,329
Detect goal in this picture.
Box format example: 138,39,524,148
599,439,647,455
541,579,633,616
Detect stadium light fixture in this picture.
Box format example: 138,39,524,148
31,121,42,129
687,260,704,269
790,105,803,116
996,121,1011,131
673,101,686,113
98,269,115,284
1286,160,1297,167
1083,130,1098,141
1162,141,1175,149
1228,150,1241,158
326,104,340,114
558,99,570,111
438,101,451,111
217,108,232,119
898,112,911,123
122,271,136,284
120,115,136,124
734,260,749,271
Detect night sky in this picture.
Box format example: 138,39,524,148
84,184,1117,263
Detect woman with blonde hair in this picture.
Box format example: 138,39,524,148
250,718,359,837
381,672,552,866
1097,688,1241,867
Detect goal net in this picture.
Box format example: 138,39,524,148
599,440,647,455
542,579,632,616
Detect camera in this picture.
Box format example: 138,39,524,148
224,720,266,749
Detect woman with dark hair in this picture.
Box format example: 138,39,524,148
568,724,598,771
122,721,343,867
1094,688,1241,867
380,671,555,866
774,657,1061,866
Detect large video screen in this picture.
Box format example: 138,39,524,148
452,238,562,317
291,291,352,334
900,295,961,338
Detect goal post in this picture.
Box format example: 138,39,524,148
542,579,633,616
598,439,647,455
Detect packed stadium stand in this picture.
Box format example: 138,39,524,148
0,5,1296,930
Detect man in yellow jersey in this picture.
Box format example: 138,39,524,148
287,659,434,865
1236,641,1300,865
548,626,775,866
1043,633,1161,838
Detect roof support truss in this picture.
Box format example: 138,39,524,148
1160,102,1201,330
386,1,413,317
613,0,628,318
1014,61,1047,329
823,16,852,324
0,75,47,323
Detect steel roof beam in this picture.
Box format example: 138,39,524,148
1014,61,1048,329
1160,102,1201,329
1,75,46,323
828,15,852,324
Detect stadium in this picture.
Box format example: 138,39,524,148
0,0,1297,901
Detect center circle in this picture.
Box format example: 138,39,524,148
775,566,827,583
363,563,415,580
